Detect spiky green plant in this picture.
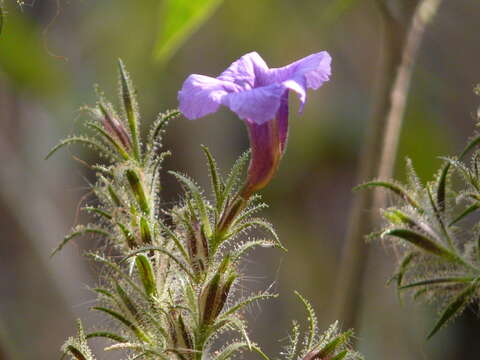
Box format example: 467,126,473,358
49,61,362,360
358,108,480,339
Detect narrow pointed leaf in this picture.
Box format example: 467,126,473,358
318,330,353,357
215,342,249,360
437,163,450,213
51,226,110,256
294,291,317,350
45,136,118,161
219,293,277,320
126,169,150,215
382,229,454,260
93,307,151,343
117,222,137,249
116,282,140,320
170,171,212,237
64,345,89,360
86,332,128,343
148,109,179,150
118,59,140,160
459,134,480,159
449,203,480,226
121,247,195,280
201,145,222,210
400,277,472,289
427,279,480,339
86,121,130,160
354,181,421,210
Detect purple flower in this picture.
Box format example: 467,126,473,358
178,51,331,198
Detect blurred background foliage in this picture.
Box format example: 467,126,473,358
0,0,479,359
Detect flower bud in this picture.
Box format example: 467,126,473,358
125,169,150,215
302,350,331,360
199,257,237,325
167,310,193,351
186,220,209,274
97,104,132,151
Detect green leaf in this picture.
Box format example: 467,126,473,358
219,292,277,320
382,229,455,260
294,291,317,351
139,217,153,245
459,134,480,159
117,222,137,249
86,332,128,343
147,109,179,151
87,253,147,299
354,181,421,210
201,145,222,213
437,163,450,213
64,345,89,360
158,221,189,261
214,342,249,360
92,306,151,343
126,169,151,215
449,203,480,227
400,277,473,290
51,225,110,256
170,171,212,237
427,278,480,339
116,282,141,320
135,254,157,297
230,218,283,249
387,251,416,291
232,240,278,262
45,136,119,161
121,247,195,280
154,0,223,62
82,207,112,220
223,151,249,204
284,321,300,360
318,330,353,358
382,209,418,228
118,59,141,160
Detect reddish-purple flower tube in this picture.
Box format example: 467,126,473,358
178,51,331,198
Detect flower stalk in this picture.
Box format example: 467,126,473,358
334,0,443,333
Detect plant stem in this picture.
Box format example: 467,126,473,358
333,0,443,332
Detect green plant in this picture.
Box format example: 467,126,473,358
358,93,480,339
49,62,362,360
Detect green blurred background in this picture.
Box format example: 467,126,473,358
1,0,480,359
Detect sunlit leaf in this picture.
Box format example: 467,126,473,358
154,0,223,62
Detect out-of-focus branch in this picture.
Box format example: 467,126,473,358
333,0,443,332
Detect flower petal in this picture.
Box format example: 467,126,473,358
267,51,332,110
277,91,289,153
178,74,238,120
218,52,269,90
222,83,286,125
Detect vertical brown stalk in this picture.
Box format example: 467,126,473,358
333,0,443,332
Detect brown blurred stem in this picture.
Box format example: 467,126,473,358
333,0,443,332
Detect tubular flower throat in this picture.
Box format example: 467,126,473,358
178,51,331,198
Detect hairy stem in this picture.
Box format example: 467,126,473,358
333,0,443,332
